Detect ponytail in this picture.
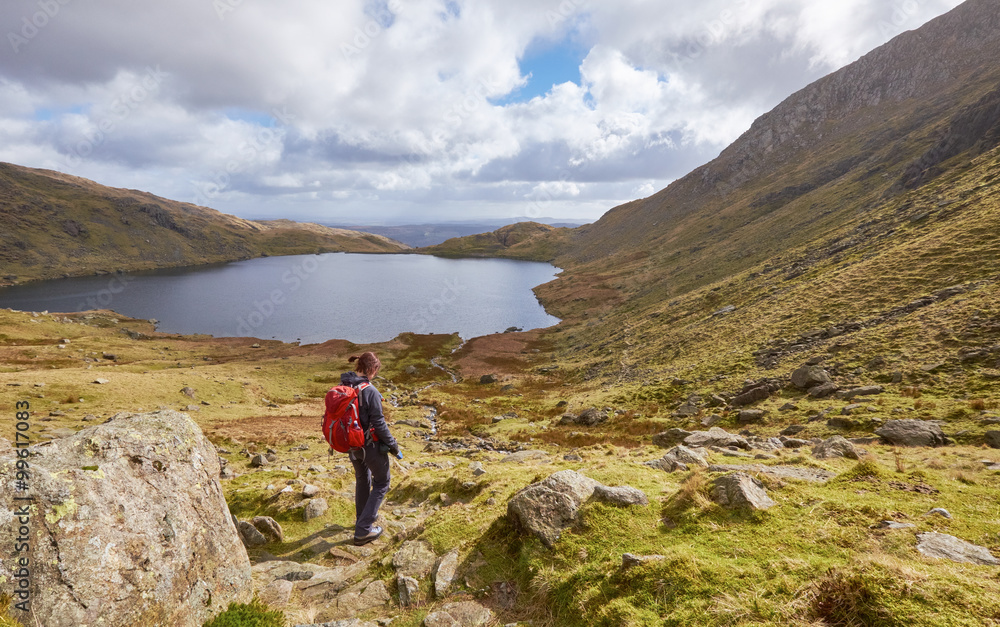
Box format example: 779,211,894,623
349,352,381,377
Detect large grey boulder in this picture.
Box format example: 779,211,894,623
711,473,776,510
0,410,251,627
916,532,1000,565
791,365,833,389
876,419,950,447
985,431,1000,449
683,427,750,450
507,470,601,547
812,436,862,460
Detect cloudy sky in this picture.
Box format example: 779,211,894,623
0,0,963,224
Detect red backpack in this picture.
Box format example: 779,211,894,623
322,382,371,453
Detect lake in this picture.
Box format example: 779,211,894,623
0,253,561,344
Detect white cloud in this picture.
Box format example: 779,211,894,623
0,0,967,222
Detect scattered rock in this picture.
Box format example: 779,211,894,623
404,365,419,375
181,386,196,398
469,461,486,476
398,575,420,607
985,431,1000,449
259,579,294,607
917,532,1000,565
303,498,328,521
424,601,494,627
507,470,601,547
709,464,835,483
791,365,833,390
93,378,110,385
701,414,723,427
593,485,649,507
711,473,775,510
808,382,840,398
250,453,268,467
738,409,766,424
435,549,460,598
302,484,320,497
647,445,710,472
577,407,609,426
835,385,884,400
251,516,284,543
812,436,862,460
238,520,268,548
501,450,547,463
782,438,810,448
479,374,497,384
652,428,693,448
926,508,952,519
683,427,749,450
563,454,583,462
393,540,437,578
876,419,950,447
877,521,916,530
0,410,252,626
780,425,806,436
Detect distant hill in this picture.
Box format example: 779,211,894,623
325,219,589,248
0,163,407,286
418,221,572,260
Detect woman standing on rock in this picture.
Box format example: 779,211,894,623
342,351,400,546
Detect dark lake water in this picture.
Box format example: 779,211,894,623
0,253,561,344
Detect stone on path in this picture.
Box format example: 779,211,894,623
435,549,460,598
917,532,1000,565
398,575,420,607
393,540,437,578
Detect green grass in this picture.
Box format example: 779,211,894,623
202,598,286,627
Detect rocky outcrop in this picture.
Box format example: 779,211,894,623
791,365,832,389
917,532,1000,565
646,445,709,472
0,410,251,627
711,473,775,510
684,427,750,450
876,419,950,447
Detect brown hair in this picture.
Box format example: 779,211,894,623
348,352,381,378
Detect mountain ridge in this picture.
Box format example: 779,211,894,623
0,162,408,286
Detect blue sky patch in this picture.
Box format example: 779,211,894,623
34,104,88,121
497,39,588,105
223,108,276,127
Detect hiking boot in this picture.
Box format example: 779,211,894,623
353,526,383,546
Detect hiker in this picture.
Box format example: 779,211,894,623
341,351,400,546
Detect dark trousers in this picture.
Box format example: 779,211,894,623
350,444,391,536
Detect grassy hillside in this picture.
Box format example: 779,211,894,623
418,221,572,261
0,163,407,286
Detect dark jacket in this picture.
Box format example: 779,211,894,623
341,372,397,451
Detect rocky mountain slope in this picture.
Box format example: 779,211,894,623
0,162,408,286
